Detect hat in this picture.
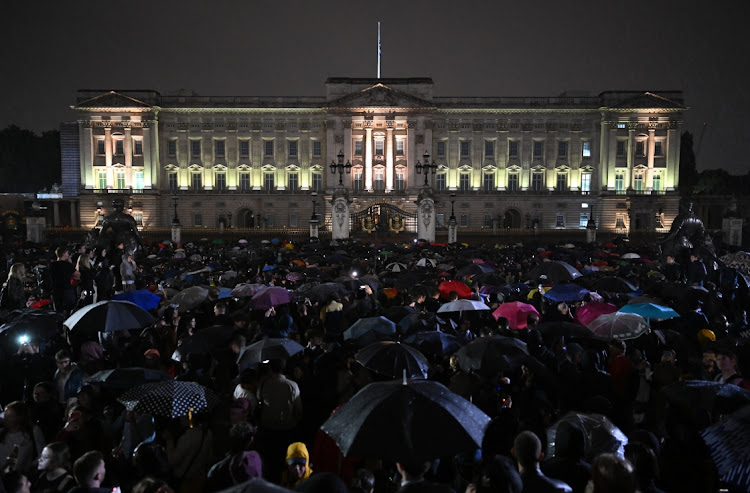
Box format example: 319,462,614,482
287,456,307,466
230,451,263,483
230,398,250,414
144,349,160,359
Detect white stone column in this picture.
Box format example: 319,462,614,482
626,126,635,189
53,201,60,226
416,189,436,242
81,123,94,189
365,126,373,191
142,124,153,189
105,127,113,167
385,125,394,192
666,126,679,190
124,127,133,189
646,128,656,191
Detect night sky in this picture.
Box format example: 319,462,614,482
2,0,747,173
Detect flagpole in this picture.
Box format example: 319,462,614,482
377,22,381,79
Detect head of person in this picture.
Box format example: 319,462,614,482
76,253,91,271
73,450,106,488
624,442,660,491
285,442,312,484
230,333,246,355
350,468,375,493
512,430,543,471
7,262,26,281
715,349,739,374
608,339,626,357
131,477,174,493
589,453,636,493
1,471,31,493
229,399,251,426
55,247,69,261
37,442,71,473
214,302,227,316
55,349,74,374
526,313,540,328
229,451,263,485
32,381,55,404
2,401,33,433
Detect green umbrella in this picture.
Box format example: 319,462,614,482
380,251,395,256
212,238,225,245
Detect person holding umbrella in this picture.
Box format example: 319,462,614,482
394,460,454,493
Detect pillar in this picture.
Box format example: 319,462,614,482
416,188,436,243
171,224,182,245
646,128,656,191
365,125,373,191
309,218,319,240
52,201,60,226
331,188,352,240
70,201,78,227
386,125,394,192
586,207,597,243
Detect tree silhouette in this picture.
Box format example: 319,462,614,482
0,125,61,192
678,130,698,196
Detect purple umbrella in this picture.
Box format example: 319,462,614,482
573,302,618,326
249,287,293,310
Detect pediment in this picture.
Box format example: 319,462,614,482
607,92,684,110
76,91,152,109
327,83,433,109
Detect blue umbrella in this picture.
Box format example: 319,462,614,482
543,284,590,302
262,265,276,272
217,287,233,299
618,303,680,323
112,289,161,311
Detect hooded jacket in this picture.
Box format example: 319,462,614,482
281,442,312,488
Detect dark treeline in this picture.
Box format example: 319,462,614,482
0,125,61,193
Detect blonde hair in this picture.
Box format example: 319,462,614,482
76,254,92,271
6,262,25,282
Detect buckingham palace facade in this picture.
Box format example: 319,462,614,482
59,77,684,235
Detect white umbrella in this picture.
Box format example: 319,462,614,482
415,258,437,267
437,299,490,313
385,262,408,273
622,253,641,259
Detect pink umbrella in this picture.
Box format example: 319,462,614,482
574,302,618,326
492,302,540,330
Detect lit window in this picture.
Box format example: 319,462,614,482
191,140,201,158
483,172,494,191
116,171,125,189
134,170,144,191
617,123,626,129
556,213,565,228
192,172,202,190
582,141,591,158
581,173,591,192
509,140,519,158
556,173,567,191
633,172,644,191
168,172,177,191
374,170,385,191
615,173,624,191
532,172,543,191
288,173,298,191
216,172,226,190
98,171,107,189
459,173,470,191
395,171,405,190
396,140,405,156
460,141,470,157
240,172,250,191
507,173,518,191
580,213,589,228
653,174,661,191
264,172,274,190
375,140,384,156
264,140,274,157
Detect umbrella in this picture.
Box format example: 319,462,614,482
320,378,491,462
305,282,350,303
525,261,582,283
547,412,628,462
385,262,408,273
662,380,750,415
343,317,397,344
701,405,750,492
231,283,268,298
404,330,463,357
456,263,496,278
573,302,618,326
172,325,236,362
261,265,276,272
587,312,649,340
285,272,303,282
355,341,430,379
622,252,641,259
249,287,293,310
64,300,155,335
618,303,680,324
437,299,490,314
0,310,63,343
85,367,172,389
171,286,209,312
438,280,473,300
118,380,218,419
491,302,540,330
217,478,292,493
591,277,638,293
112,289,161,311
415,258,437,268
538,321,598,341
455,336,529,375
543,284,590,303
236,338,305,371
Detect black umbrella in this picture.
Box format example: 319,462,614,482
355,341,430,379
343,317,397,346
0,310,63,343
236,338,305,371
305,282,350,303
701,405,750,492
546,412,628,462
525,261,582,283
591,276,638,293
172,325,236,362
455,336,529,376
64,300,156,335
404,330,463,357
537,321,596,341
85,367,173,389
662,379,750,415
118,380,218,418
217,478,292,493
320,378,491,462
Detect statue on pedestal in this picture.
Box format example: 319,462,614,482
98,199,141,255
659,198,715,263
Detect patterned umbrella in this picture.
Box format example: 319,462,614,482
385,262,408,273
64,300,155,335
285,272,304,282
117,380,218,418
249,287,293,310
170,286,209,312
415,258,437,268
702,405,750,492
230,283,268,298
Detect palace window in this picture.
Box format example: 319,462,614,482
396,139,405,156
582,141,591,158
581,172,591,193
556,172,567,191
194,214,202,227
507,173,519,191
484,214,493,227
191,172,202,190
436,172,446,191
115,140,124,155
133,139,143,156
615,173,624,192
437,141,446,157
580,213,589,228
460,141,470,157
288,172,299,191
556,213,566,228
616,140,626,157
509,140,519,158
312,140,322,157
531,172,543,191
133,170,144,191
558,141,568,159
191,140,201,158
395,171,405,190
354,140,363,156
635,141,645,157
98,171,107,190
459,173,470,191
654,141,663,157
653,173,661,191
288,140,298,157
460,214,469,227
239,172,250,191
533,141,543,158
353,171,363,191
115,170,126,190
215,171,226,190
483,172,494,191
239,140,250,158
633,172,644,191
374,170,385,191
484,140,494,157
264,172,274,191
215,140,225,158
375,140,384,156
167,140,177,157
97,139,105,155
312,171,322,191
289,214,298,228
264,140,274,157
168,172,177,191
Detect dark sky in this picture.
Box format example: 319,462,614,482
2,0,748,173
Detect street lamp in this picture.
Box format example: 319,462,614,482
329,150,352,186
311,192,318,220
171,196,180,225
449,192,456,220
415,150,438,186
228,212,232,229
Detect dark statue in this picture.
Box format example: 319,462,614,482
659,198,716,262
97,199,141,255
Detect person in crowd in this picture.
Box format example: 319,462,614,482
542,421,590,493
280,442,312,489
587,453,637,493
164,412,214,493
1,263,27,311
29,383,64,445
512,430,571,492
52,351,83,406
206,421,261,492
1,471,32,493
466,454,522,493
49,248,75,315
120,254,136,292
393,460,454,493
69,451,110,493
0,401,45,477
714,348,750,389
686,252,707,287
73,254,94,308
31,442,75,493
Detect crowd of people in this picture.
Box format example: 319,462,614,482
0,233,749,493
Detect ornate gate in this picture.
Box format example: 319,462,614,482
349,202,417,239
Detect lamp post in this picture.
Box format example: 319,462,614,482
415,151,438,187
309,191,320,241
447,192,458,244
171,196,180,225
329,150,352,186
449,192,456,221
170,195,181,245
228,212,232,229
311,192,318,219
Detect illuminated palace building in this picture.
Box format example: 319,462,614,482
61,78,684,234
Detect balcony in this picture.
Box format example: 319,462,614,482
93,188,144,194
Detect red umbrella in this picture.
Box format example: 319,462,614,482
438,281,473,300
594,261,609,267
29,299,52,309
573,302,618,326
539,251,553,258
604,243,617,249
492,302,540,329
